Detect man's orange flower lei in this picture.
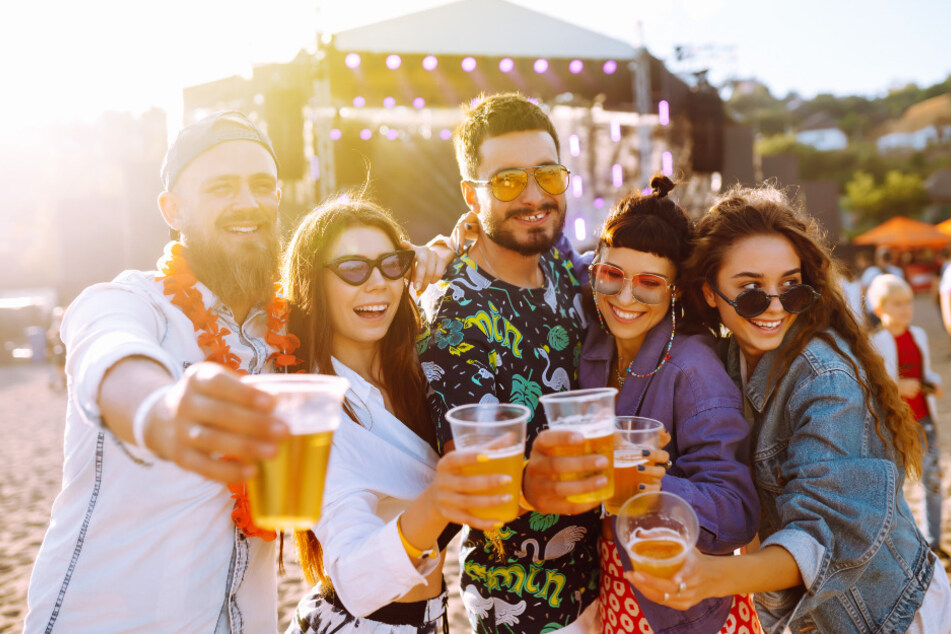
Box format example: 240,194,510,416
156,241,302,540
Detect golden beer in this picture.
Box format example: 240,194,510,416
459,446,524,522
605,445,650,515
550,428,615,503
242,374,349,532
627,531,688,579
248,429,335,530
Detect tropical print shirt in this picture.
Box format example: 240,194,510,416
418,248,601,634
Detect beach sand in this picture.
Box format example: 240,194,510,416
3,294,950,633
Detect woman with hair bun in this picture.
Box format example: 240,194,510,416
629,183,951,633
579,175,761,633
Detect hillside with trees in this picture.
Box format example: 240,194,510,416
724,75,951,231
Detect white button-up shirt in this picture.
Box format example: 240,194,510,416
313,359,441,617
25,269,277,633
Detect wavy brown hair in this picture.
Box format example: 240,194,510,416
282,194,432,586
682,184,923,477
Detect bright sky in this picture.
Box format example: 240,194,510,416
3,0,950,139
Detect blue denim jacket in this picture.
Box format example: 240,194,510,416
723,328,935,633
580,317,760,634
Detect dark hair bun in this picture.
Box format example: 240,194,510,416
650,174,675,199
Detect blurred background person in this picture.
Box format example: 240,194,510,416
868,274,949,565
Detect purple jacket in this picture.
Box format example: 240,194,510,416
580,315,760,634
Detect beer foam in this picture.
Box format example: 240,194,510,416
456,435,522,457
614,452,649,468
627,527,687,559
548,414,614,436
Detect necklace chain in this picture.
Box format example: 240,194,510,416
611,300,677,388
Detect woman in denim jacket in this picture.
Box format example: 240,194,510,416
627,184,951,633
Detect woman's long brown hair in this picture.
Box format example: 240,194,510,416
682,184,923,478
281,195,432,587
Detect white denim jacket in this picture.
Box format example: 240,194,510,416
25,269,277,633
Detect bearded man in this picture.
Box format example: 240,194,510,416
419,94,604,634
25,112,294,633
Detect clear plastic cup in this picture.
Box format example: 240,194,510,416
242,374,349,530
605,416,666,515
616,491,699,579
538,387,617,503
446,403,530,523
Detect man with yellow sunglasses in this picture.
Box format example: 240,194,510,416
420,93,601,634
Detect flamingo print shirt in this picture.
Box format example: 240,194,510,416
419,247,600,634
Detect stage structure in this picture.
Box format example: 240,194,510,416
183,0,727,245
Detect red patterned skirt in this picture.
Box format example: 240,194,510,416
598,538,763,634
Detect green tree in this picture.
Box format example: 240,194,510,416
845,170,930,225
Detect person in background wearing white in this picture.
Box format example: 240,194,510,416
861,247,904,328
868,274,949,565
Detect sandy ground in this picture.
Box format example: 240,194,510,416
3,295,951,633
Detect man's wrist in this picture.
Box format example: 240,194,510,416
131,384,173,450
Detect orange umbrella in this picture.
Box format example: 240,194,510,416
937,218,951,236
853,216,950,249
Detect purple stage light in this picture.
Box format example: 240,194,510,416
574,218,587,241
603,60,617,74
662,151,673,176
422,55,438,71
569,134,580,157
499,57,514,73
383,96,396,108
610,120,621,142
569,59,584,74
385,54,401,70
345,53,361,69
572,175,583,198
352,96,365,108
528,97,539,105
612,164,623,188
329,128,342,140
440,128,452,140
659,100,670,126
310,156,320,181
413,97,425,109
360,129,372,140
386,129,399,140
593,197,605,209
462,57,477,72
533,58,549,73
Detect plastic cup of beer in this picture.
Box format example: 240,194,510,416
446,403,530,523
605,416,666,515
537,387,617,503
243,374,349,531
616,491,699,579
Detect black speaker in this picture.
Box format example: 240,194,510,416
687,87,724,173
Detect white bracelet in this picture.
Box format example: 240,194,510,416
132,385,173,449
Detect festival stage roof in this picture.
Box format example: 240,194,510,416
332,0,637,60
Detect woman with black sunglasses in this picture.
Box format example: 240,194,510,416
629,184,951,632
577,175,761,634
282,196,511,634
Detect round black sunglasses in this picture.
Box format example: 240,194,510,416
710,283,819,318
